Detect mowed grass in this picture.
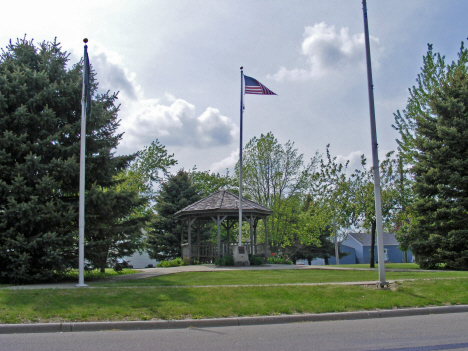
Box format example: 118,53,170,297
1,278,468,324
338,263,421,269
94,268,468,287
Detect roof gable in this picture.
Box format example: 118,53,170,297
347,232,400,246
174,190,272,217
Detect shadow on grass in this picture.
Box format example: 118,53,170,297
0,285,197,324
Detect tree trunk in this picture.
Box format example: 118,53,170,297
100,266,105,273
370,220,376,268
324,256,329,265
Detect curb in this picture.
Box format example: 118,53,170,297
1,305,468,334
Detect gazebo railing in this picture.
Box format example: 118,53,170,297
182,242,266,262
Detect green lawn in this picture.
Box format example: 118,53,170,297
1,278,467,324
2,267,467,324
0,269,138,287
93,268,468,287
336,263,421,270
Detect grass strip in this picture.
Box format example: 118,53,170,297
1,278,467,324
337,263,421,269
93,269,468,287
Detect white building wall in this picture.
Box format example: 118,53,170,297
123,251,158,268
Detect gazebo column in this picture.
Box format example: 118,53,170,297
263,216,268,263
244,214,255,255
196,222,201,263
187,217,196,264
217,216,221,260
254,219,258,254
211,215,227,260
226,220,230,255
180,219,184,253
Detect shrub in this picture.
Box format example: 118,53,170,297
215,255,234,266
267,254,293,264
156,257,188,268
249,256,265,265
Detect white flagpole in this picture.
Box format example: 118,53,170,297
238,67,244,246
76,38,89,287
362,0,386,287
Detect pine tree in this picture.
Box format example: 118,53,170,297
410,43,468,269
0,37,146,282
147,170,201,261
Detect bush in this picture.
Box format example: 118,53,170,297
156,257,188,268
249,256,265,265
215,255,234,266
267,254,293,264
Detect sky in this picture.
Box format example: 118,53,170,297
2,0,467,174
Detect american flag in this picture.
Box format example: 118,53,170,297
244,75,276,95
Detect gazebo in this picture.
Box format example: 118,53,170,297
174,190,272,263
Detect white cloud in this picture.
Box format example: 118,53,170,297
118,97,238,154
269,22,381,81
209,149,239,173
88,44,141,100
87,45,238,156
336,150,364,174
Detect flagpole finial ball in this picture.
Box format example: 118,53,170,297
83,38,88,43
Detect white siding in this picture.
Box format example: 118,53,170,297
123,251,158,268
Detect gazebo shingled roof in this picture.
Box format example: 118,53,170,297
174,190,272,219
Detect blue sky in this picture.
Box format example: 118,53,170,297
2,0,467,173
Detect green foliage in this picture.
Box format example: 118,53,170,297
285,228,337,265
248,255,265,265
267,254,293,264
146,170,201,261
156,257,188,268
190,168,236,196
395,42,468,269
0,38,81,283
214,255,234,266
237,132,317,250
123,139,177,201
112,262,126,273
63,268,137,280
0,37,146,283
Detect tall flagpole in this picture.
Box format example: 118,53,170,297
238,67,244,246
362,0,386,287
76,38,89,287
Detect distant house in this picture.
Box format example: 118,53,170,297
339,232,413,264
122,251,158,269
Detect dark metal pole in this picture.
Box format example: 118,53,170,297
239,67,244,246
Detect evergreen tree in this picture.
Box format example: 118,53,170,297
409,43,468,269
0,37,145,282
147,170,201,261
286,228,337,265
393,42,468,269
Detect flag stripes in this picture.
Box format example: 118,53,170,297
244,75,276,95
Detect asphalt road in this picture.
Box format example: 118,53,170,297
2,312,468,351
